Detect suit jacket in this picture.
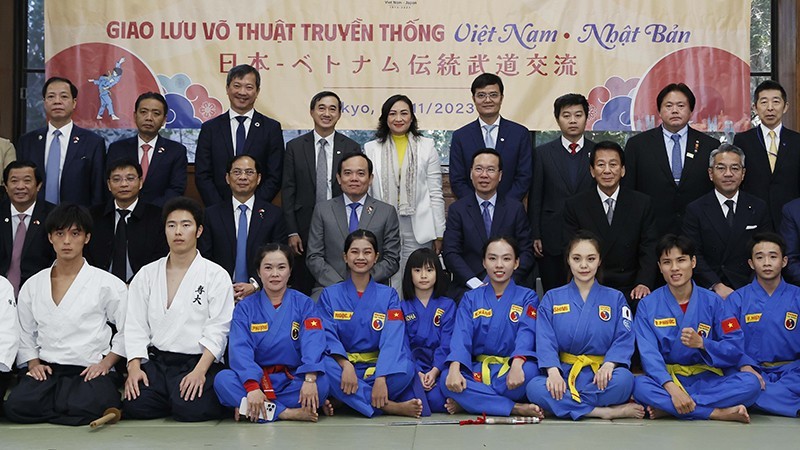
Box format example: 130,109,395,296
305,195,400,288
682,190,771,290
195,110,284,206
198,197,288,282
442,195,534,299
449,118,532,201
281,131,361,241
107,135,188,207
622,126,719,236
0,138,16,190
780,198,800,285
733,126,800,229
85,199,168,281
0,200,55,288
562,187,658,294
17,124,107,207
529,137,596,256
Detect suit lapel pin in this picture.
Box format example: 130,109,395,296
38,135,43,140
336,150,341,155
500,137,505,142
258,208,265,219
158,147,165,153
73,136,80,144
254,121,261,128
367,205,374,215
3,218,7,223
33,220,40,225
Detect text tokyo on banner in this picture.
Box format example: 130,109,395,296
45,0,751,132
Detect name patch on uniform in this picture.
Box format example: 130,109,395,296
697,323,711,338
745,313,762,323
433,308,445,327
654,318,677,327
372,312,386,331
405,313,417,322
509,304,523,323
786,312,798,331
251,323,269,332
334,311,353,320
553,304,571,314
291,322,300,340
598,305,611,322
473,308,493,319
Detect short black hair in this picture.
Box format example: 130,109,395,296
162,196,204,227
753,80,787,103
402,248,449,300
253,243,295,272
134,91,168,114
337,152,373,176
226,154,262,174
553,93,589,118
376,94,421,142
226,64,260,90
343,229,379,254
310,91,342,110
482,235,520,260
3,160,42,186
470,148,503,171
106,158,143,179
42,76,78,99
747,232,786,258
656,234,696,260
656,83,696,111
471,73,504,95
45,203,92,234
589,141,626,167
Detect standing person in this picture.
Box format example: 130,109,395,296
632,234,761,423
449,73,532,201
526,231,643,420
399,248,456,414
318,230,423,418
123,197,234,422
214,244,329,423
441,236,543,418
195,64,284,206
727,232,800,417
88,57,124,121
364,95,445,295
282,91,361,295
4,203,127,425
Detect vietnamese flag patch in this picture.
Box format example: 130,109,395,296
526,305,537,319
721,317,741,334
388,309,403,320
304,317,323,330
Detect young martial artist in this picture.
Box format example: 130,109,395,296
526,231,643,420
124,197,234,422
442,236,543,418
319,229,423,418
0,276,19,412
632,234,761,423
4,204,127,425
399,248,456,414
214,243,329,422
727,232,800,417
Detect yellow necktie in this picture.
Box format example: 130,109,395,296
768,130,778,172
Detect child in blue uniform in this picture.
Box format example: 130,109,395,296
527,231,643,420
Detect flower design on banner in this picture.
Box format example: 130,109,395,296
587,76,639,131
158,74,223,129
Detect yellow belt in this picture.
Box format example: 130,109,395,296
560,353,604,403
762,360,793,368
475,355,511,386
348,352,379,379
666,363,723,393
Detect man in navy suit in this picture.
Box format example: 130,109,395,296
106,92,187,207
449,73,532,201
529,93,596,292
16,77,106,207
443,149,534,300
779,198,800,285
195,64,284,206
199,155,287,302
623,83,719,236
0,161,54,296
733,80,800,230
85,159,167,283
683,144,771,299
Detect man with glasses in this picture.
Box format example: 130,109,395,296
682,144,771,299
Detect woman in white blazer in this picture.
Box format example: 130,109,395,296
364,95,446,296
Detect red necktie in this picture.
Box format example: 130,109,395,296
140,144,152,182
569,143,578,154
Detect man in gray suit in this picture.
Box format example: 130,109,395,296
282,91,361,294
306,153,400,297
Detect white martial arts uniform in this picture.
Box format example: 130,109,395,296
0,276,18,372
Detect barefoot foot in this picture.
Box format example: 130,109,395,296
234,407,241,422
322,399,336,417
646,406,669,419
279,407,320,422
445,398,464,415
710,405,750,424
588,403,646,420
382,399,423,418
511,403,544,418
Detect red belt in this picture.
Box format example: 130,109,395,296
260,365,294,400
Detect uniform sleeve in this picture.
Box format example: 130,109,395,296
433,299,456,372
317,287,347,357
125,268,154,362
297,296,327,375
0,279,19,371
104,275,129,359
199,268,235,360
16,278,39,365
512,289,538,359
375,290,408,377
701,296,746,369
228,303,263,385
634,299,672,386
603,292,635,367
725,290,759,368
445,294,475,368
535,292,561,369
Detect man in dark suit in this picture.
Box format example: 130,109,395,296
623,83,719,236
199,154,287,301
443,149,534,300
530,93,596,292
282,91,361,294
0,161,54,296
449,73,532,201
195,64,284,206
733,80,800,230
16,77,106,207
107,92,187,207
779,198,800,285
682,144,771,299
85,159,167,283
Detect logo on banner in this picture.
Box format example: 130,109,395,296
372,312,386,331
509,304,523,322
433,308,445,327
598,305,611,322
786,312,798,331
291,321,300,340
654,318,677,327
553,304,571,314
697,323,711,338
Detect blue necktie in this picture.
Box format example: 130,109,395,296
483,124,497,148
670,133,682,181
481,200,492,237
348,202,361,233
234,204,248,283
235,116,247,156
45,130,62,203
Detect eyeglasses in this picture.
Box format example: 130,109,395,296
230,169,257,177
474,92,501,101
712,164,743,174
109,175,140,184
473,166,498,175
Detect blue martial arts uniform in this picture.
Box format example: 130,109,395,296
526,281,635,419
400,296,456,414
728,279,800,417
632,283,761,419
318,279,415,417
214,289,329,421
440,280,539,416
92,60,122,118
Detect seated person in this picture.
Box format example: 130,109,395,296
0,276,19,411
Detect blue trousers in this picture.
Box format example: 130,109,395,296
439,360,539,416
526,367,634,420
324,357,415,417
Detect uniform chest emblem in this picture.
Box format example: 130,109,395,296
697,323,711,338
433,308,445,327
786,312,798,331
509,304,522,323
291,321,300,340
598,305,611,322
372,312,386,331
